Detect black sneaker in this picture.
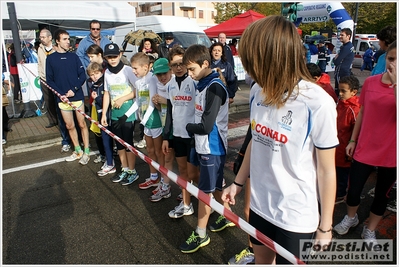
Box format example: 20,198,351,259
120,170,139,186
209,215,235,232
179,231,210,253
111,170,128,183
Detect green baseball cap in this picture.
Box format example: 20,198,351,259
153,58,170,74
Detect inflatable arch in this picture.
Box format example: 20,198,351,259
295,2,354,32
295,2,354,52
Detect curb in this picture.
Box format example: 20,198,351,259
3,109,250,156
3,137,62,156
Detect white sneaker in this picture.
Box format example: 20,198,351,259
136,139,146,149
61,144,70,153
168,201,194,219
93,154,105,163
65,151,83,162
97,164,116,177
333,214,359,235
2,139,6,145
100,161,107,170
150,185,171,202
79,153,90,165
361,226,378,250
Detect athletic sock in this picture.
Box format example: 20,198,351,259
75,146,82,153
84,147,90,154
196,227,207,238
162,182,169,190
150,173,159,181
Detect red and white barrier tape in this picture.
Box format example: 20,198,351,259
23,64,305,264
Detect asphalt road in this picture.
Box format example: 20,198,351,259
2,111,251,265
2,110,396,265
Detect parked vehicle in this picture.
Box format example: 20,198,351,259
352,34,379,67
112,15,212,60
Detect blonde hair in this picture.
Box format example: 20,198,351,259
130,51,150,66
238,15,313,108
86,62,103,76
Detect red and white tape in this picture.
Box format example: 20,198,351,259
23,64,305,264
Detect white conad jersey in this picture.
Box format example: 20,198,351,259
167,76,197,138
249,80,338,233
194,79,229,155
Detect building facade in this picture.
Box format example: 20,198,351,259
128,2,217,30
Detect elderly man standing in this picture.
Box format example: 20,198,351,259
218,32,235,71
76,19,111,70
38,29,59,128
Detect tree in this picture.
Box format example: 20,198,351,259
212,2,280,23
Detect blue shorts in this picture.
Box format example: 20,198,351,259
197,154,225,193
189,147,199,166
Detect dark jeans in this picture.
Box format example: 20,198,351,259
318,60,327,73
41,81,58,125
94,126,114,166
2,106,9,140
11,74,21,100
361,60,373,71
346,160,397,216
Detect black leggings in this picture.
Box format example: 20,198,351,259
346,159,396,216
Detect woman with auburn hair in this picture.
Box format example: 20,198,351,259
222,15,338,264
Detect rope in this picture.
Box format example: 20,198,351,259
21,63,306,264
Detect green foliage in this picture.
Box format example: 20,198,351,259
212,2,281,23
212,2,397,35
342,2,397,34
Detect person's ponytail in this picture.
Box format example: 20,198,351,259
214,67,227,86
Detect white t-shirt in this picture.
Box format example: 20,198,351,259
249,80,338,233
167,75,197,138
104,65,138,120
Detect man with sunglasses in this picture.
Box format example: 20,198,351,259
76,19,111,70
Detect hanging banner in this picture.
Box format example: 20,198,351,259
17,63,42,103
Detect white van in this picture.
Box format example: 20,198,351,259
352,34,380,67
112,15,212,60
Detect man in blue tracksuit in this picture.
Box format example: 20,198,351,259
333,28,354,96
76,19,111,70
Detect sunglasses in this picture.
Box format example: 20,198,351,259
91,28,101,31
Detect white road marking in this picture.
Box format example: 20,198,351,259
3,125,250,174
2,151,99,174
